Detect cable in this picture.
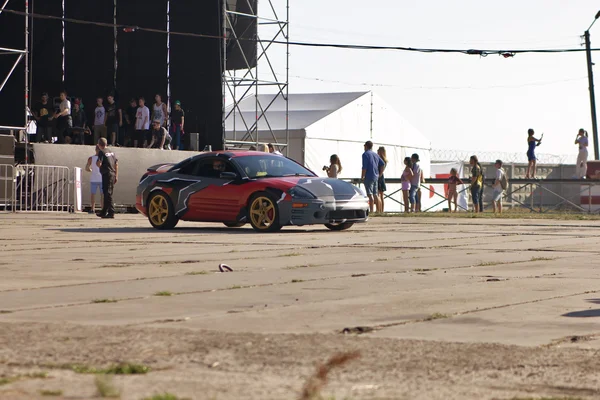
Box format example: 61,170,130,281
279,74,589,90
4,8,600,55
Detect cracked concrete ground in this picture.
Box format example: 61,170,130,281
0,213,600,399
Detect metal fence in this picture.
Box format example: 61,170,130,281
0,164,72,212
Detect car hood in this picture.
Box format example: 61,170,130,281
263,176,364,200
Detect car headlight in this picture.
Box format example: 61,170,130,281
288,186,316,199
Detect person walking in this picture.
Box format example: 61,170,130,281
170,100,185,150
96,138,118,219
575,129,589,179
410,153,424,212
324,154,342,178
85,146,103,214
525,128,542,179
447,168,464,213
376,146,388,213
401,156,414,213
135,97,150,148
469,155,483,213
105,95,122,146
152,94,168,128
492,159,506,214
32,92,54,143
55,91,72,144
361,141,385,213
147,120,172,150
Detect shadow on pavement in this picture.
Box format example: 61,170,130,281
562,299,600,318
51,226,319,234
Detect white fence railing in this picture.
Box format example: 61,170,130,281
0,164,74,212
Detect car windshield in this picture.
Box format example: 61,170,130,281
235,154,315,179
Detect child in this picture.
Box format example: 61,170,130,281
447,168,464,212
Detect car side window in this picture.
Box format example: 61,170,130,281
197,159,237,178
178,160,201,176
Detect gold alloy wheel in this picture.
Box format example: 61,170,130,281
249,196,276,230
149,194,169,227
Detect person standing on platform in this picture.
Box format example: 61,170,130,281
105,95,122,146
96,138,118,219
525,128,542,179
55,91,72,144
93,96,107,145
135,97,150,148
152,94,168,129
575,129,589,179
170,100,185,150
124,98,137,147
85,145,103,214
32,92,54,143
361,140,384,213
71,99,88,145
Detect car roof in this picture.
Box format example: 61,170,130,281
201,151,281,158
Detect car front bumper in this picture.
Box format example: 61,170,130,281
279,197,369,226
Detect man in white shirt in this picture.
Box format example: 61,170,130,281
85,146,103,214
55,91,72,144
134,97,150,148
93,96,107,145
492,159,505,214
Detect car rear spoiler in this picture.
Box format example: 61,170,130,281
147,163,175,173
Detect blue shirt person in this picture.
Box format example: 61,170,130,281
361,140,385,213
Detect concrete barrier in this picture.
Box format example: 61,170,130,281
31,143,199,208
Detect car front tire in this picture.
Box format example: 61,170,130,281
248,192,282,232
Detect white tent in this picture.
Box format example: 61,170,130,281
225,91,432,211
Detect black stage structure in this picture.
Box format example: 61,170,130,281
0,0,258,151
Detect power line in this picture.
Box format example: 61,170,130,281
4,8,600,56
280,74,589,90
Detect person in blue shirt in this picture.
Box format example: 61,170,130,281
361,140,385,213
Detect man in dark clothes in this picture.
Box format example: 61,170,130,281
147,120,172,150
124,98,137,147
96,138,119,218
32,92,54,143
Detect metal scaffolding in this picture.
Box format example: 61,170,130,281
0,0,29,132
222,0,289,154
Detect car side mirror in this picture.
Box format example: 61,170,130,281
220,172,237,179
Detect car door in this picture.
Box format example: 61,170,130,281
186,158,244,222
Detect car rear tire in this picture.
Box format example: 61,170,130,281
147,191,179,230
223,222,246,228
325,222,354,231
248,192,282,232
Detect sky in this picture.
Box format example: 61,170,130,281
256,0,600,162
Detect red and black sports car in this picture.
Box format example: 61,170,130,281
136,151,369,232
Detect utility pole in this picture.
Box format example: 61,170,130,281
585,30,599,160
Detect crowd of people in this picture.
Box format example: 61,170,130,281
31,92,186,150
338,127,590,215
